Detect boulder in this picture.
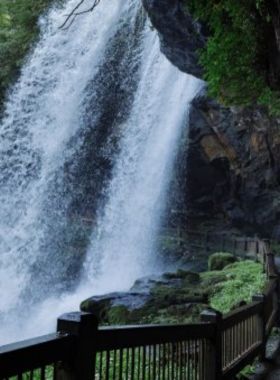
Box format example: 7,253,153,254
80,270,207,324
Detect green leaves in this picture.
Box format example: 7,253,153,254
186,0,280,115
0,0,53,111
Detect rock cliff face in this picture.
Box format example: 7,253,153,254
143,0,280,240
141,0,206,77
187,99,280,239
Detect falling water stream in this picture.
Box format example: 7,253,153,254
0,0,203,345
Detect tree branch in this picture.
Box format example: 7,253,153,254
59,0,101,30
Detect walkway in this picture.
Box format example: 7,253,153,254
247,257,280,379
247,334,280,379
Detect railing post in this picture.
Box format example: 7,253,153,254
243,237,247,259
204,231,209,254
200,309,223,380
266,252,280,327
220,234,225,252
233,238,236,255
56,312,98,380
252,294,266,361
266,252,278,280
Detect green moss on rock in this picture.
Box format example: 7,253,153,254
208,252,238,271
107,306,130,325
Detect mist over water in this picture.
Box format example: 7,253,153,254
0,0,203,345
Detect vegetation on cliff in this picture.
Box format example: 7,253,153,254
0,0,58,111
185,0,280,115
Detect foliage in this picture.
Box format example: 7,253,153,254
201,260,266,313
0,0,61,111
185,0,280,115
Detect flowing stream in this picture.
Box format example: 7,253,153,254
0,0,203,345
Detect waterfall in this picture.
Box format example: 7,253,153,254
0,0,203,345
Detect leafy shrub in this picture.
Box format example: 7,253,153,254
185,0,280,115
0,0,63,112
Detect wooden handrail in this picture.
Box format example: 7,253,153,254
222,301,262,330
0,333,75,378
0,238,278,380
94,323,216,351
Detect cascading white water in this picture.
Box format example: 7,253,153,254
0,0,203,345
83,29,203,293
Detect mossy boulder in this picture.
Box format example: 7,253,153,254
80,261,265,324
162,269,199,282
208,252,238,271
80,271,208,325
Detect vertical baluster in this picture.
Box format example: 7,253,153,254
234,324,236,359
238,322,241,356
142,346,146,380
242,319,247,353
105,351,110,380
148,345,152,380
231,327,234,364
237,323,240,360
167,343,172,380
195,340,199,380
168,342,172,380
119,348,123,380
248,317,251,349
244,319,247,353
162,344,166,380
125,348,130,380
225,329,228,367
174,342,178,380
237,323,240,359
41,365,46,380
187,340,190,380
245,319,247,351
130,347,135,380
222,331,225,369
198,339,204,380
230,327,233,364
179,341,183,380
242,320,245,353
228,328,231,365
171,342,175,380
29,369,34,380
112,350,117,380
99,351,103,380
247,318,250,351
137,347,141,380
152,344,156,380
181,341,185,380
158,344,162,380
251,316,254,346
252,315,255,345
243,320,246,353
223,330,226,368
228,328,231,366
226,331,228,369
247,317,252,348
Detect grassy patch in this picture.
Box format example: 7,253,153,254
201,260,266,313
